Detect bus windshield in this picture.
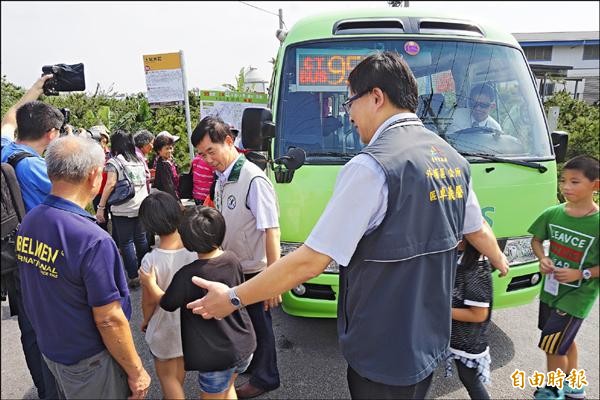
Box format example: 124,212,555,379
276,40,552,163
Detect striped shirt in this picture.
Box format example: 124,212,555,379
191,155,215,202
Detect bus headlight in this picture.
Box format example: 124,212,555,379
281,242,340,274
503,237,537,266
281,242,301,257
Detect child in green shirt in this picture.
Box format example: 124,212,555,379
528,155,599,400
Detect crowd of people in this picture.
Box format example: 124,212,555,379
0,52,597,400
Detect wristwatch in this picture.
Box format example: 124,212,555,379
228,287,244,309
582,269,592,280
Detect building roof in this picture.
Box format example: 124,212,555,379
513,31,599,45
513,31,598,41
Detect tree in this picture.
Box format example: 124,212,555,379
544,91,600,161
1,75,25,117
1,77,198,171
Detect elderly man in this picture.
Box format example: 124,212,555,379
133,129,155,190
16,135,151,399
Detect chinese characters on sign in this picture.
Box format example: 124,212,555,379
426,146,465,203
295,49,371,91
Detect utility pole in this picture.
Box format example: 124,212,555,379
278,8,283,29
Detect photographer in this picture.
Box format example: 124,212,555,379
1,75,53,143
1,74,60,399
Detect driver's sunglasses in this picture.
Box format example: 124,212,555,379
470,100,492,109
342,89,371,113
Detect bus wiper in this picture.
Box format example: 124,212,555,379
459,151,548,173
307,152,356,160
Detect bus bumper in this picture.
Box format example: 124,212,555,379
281,261,542,318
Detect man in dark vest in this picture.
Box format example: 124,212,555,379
186,51,509,399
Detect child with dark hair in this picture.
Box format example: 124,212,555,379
140,206,256,399
445,241,493,400
138,191,196,399
152,131,180,201
529,155,599,400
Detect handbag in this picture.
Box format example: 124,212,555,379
178,171,193,199
106,157,135,206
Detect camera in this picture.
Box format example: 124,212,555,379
41,63,86,96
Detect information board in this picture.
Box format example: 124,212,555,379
143,52,185,107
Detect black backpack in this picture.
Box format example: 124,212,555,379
1,152,34,278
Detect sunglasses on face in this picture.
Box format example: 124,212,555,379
470,100,492,109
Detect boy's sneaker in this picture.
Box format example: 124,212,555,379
534,386,565,400
564,382,585,399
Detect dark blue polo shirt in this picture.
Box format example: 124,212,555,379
17,195,131,365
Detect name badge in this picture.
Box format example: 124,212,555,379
544,273,559,296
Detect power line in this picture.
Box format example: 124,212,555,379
238,1,287,28
239,1,278,17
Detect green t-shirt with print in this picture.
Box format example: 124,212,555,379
528,203,599,319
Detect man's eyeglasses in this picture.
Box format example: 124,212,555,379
470,100,492,109
342,90,370,114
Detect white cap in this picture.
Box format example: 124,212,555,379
156,130,180,142
89,125,110,141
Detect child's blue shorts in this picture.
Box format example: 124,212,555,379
538,302,583,355
197,354,253,394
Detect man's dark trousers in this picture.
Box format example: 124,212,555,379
347,366,433,399
244,272,280,390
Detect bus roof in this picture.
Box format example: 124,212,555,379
284,8,520,47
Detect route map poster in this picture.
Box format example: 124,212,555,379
199,90,268,130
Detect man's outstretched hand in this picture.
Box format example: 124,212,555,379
186,277,236,320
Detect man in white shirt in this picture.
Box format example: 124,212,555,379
191,116,281,398
447,83,502,133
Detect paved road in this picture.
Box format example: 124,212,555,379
2,288,598,399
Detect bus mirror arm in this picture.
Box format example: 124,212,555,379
273,147,306,184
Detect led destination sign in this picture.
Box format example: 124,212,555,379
296,49,371,91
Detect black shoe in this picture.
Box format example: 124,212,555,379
128,277,140,289
236,382,269,399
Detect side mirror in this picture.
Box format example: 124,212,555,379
241,108,274,151
551,131,569,163
273,147,306,183
245,151,268,171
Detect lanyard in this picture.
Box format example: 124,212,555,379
378,117,423,137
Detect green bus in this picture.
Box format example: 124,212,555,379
241,8,567,318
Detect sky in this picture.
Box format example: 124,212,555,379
2,1,599,95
